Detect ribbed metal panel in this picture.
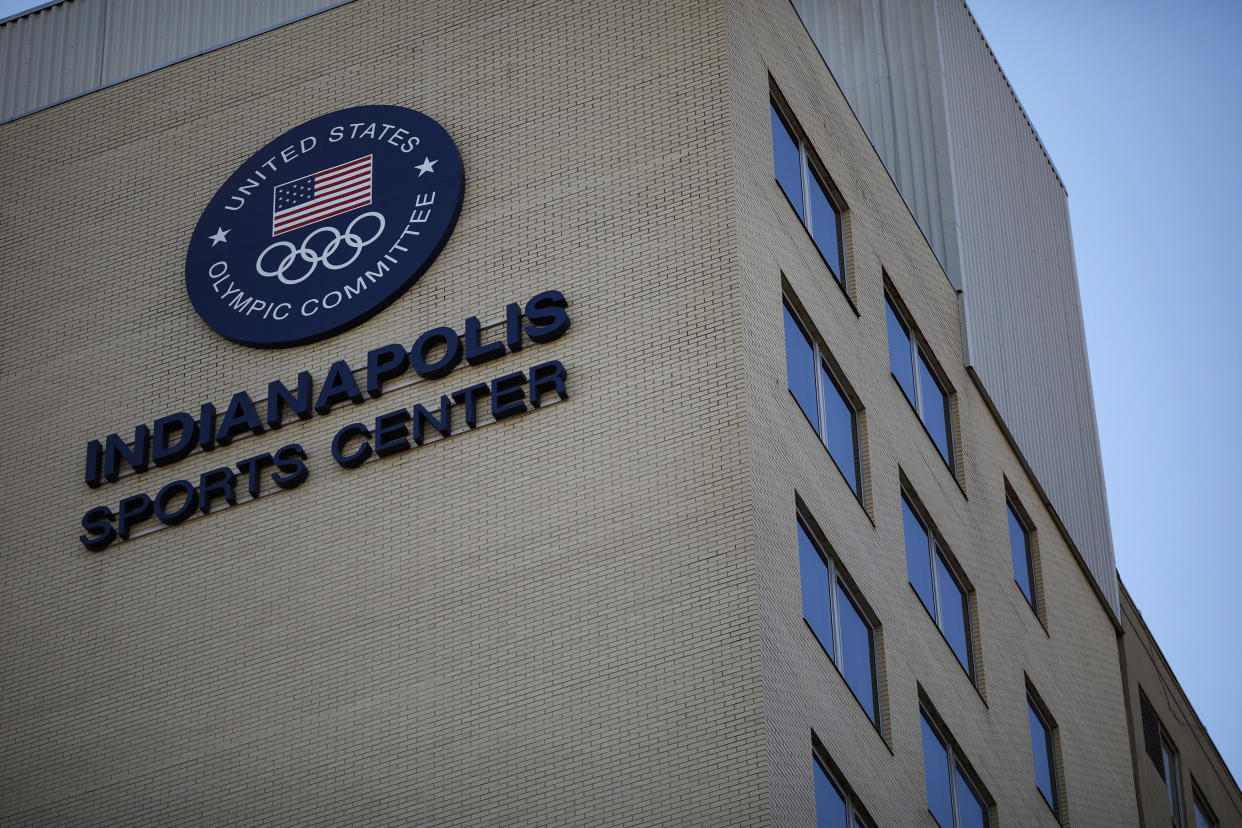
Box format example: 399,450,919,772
0,0,348,122
791,0,1120,618
0,0,103,122
937,0,1118,616
98,0,335,84
793,0,961,289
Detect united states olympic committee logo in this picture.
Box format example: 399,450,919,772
185,105,464,347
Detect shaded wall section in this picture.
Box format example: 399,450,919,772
791,0,1119,618
1120,582,1242,824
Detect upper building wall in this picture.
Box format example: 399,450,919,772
0,1,770,822
790,0,1119,618
0,0,350,122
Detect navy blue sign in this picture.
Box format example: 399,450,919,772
185,105,464,347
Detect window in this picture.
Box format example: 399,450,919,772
1162,734,1184,825
784,301,863,499
921,709,989,828
1026,691,1060,819
902,492,974,678
1193,787,1218,828
1140,689,1185,826
813,752,875,828
1007,495,1037,613
886,290,954,473
771,99,847,288
799,520,879,726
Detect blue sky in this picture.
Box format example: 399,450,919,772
968,0,1242,781
0,0,36,21
4,0,1238,788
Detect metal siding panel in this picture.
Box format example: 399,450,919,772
102,0,342,83
0,0,104,121
792,0,961,288
936,0,1118,615
1,0,346,120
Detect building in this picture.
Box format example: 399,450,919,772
0,1,1236,825
1120,583,1242,827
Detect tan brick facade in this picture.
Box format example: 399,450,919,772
1,2,765,824
728,3,1137,825
0,0,1163,825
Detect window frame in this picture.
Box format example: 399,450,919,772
784,298,865,506
813,748,876,828
770,93,850,296
885,287,956,477
920,706,992,828
1192,783,1219,828
798,516,881,730
901,488,976,682
1162,732,1185,826
1006,490,1040,619
1140,687,1187,826
1026,686,1062,821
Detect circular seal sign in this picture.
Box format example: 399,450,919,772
185,105,464,347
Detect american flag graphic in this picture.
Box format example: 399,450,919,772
271,155,373,236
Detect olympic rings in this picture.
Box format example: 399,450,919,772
256,211,386,285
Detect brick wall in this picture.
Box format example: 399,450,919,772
0,1,767,824
725,1,1139,825
0,0,1153,825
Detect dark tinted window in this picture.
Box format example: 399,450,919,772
919,352,951,468
1194,793,1218,828
837,582,877,724
799,517,879,728
1162,736,1183,822
1028,699,1057,813
772,104,803,220
886,298,915,403
814,758,848,828
814,753,873,828
1140,690,1165,774
799,523,833,660
887,289,956,477
784,304,818,431
923,709,991,828
1008,501,1034,608
784,297,863,501
903,496,934,615
822,363,858,495
808,171,843,282
772,98,848,292
905,490,975,681
955,770,989,828
921,713,953,828
935,553,972,675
